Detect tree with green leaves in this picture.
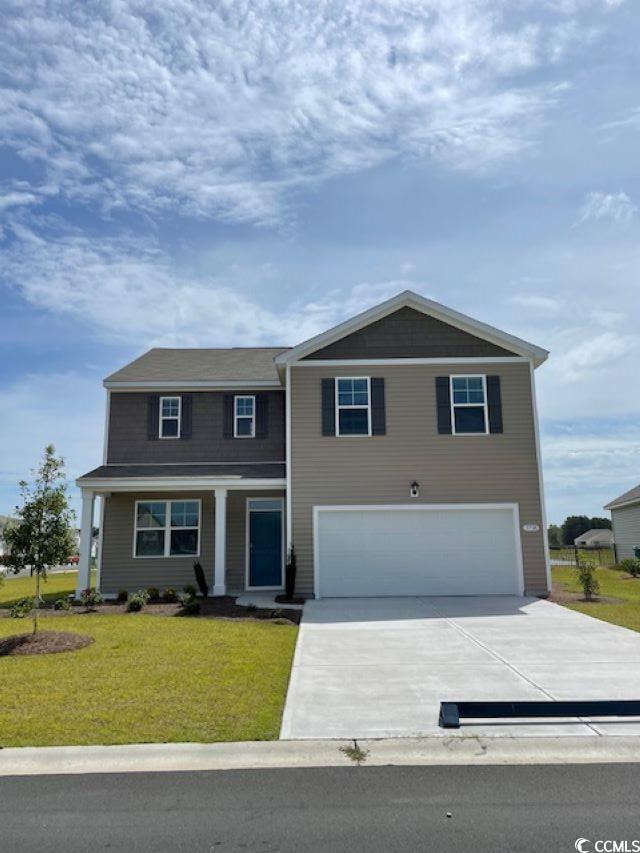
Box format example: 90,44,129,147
561,515,591,545
589,516,612,531
547,524,561,547
4,445,76,634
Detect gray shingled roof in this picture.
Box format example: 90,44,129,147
573,528,614,545
105,347,290,384
605,484,640,510
79,463,286,480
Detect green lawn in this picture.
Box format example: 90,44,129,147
0,570,80,607
0,576,297,747
552,564,640,632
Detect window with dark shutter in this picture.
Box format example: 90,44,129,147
486,375,503,434
371,377,386,435
435,377,452,434
223,394,234,438
147,394,160,440
255,393,268,438
321,379,336,436
181,394,192,439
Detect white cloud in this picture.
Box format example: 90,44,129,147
0,0,620,225
510,294,563,314
0,191,39,213
553,331,635,382
540,425,640,521
2,227,417,347
575,191,638,226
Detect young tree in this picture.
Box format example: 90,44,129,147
4,445,76,634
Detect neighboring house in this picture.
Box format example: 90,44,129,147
76,290,550,599
573,528,614,549
604,485,640,561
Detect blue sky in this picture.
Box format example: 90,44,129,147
1,0,639,524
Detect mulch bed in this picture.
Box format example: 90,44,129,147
550,583,622,606
0,597,302,625
0,630,94,657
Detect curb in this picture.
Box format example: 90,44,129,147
2,735,640,776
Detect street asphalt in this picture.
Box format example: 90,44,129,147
1,763,639,852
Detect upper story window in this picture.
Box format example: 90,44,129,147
234,395,255,438
450,376,488,435
159,396,181,438
336,377,371,436
134,499,200,558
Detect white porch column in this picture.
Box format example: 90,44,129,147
212,487,227,596
75,489,95,598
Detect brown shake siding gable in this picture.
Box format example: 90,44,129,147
303,307,518,360
290,361,547,597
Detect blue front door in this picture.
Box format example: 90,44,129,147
249,504,283,587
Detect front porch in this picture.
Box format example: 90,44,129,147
75,467,287,599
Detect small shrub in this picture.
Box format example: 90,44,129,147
146,586,160,602
126,589,150,612
182,584,197,598
246,603,257,613
80,588,103,611
53,597,71,611
619,558,640,578
10,596,33,619
162,587,178,603
575,556,600,601
271,608,284,619
116,589,129,603
178,590,200,615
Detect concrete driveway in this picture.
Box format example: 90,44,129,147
280,596,640,739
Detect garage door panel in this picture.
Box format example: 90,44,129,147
316,506,520,597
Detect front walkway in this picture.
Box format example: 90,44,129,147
280,596,640,739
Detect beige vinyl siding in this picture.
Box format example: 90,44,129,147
611,505,640,561
101,491,215,593
101,489,285,594
225,490,286,591
290,361,547,597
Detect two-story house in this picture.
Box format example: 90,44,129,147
76,290,550,599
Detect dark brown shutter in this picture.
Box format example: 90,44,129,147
255,393,268,438
181,394,192,439
223,394,234,438
435,377,452,434
371,377,386,435
486,375,503,434
147,394,160,440
321,379,335,436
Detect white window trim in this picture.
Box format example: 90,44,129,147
245,496,285,590
450,374,489,436
133,499,201,559
335,376,372,437
234,395,256,438
159,396,181,439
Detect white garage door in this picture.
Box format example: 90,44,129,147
314,505,522,598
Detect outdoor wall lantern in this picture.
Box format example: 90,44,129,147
410,481,420,498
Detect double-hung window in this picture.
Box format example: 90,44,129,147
134,500,200,557
159,396,181,438
234,395,255,437
450,375,488,434
336,377,371,436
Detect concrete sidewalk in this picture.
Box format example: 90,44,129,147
2,736,640,776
